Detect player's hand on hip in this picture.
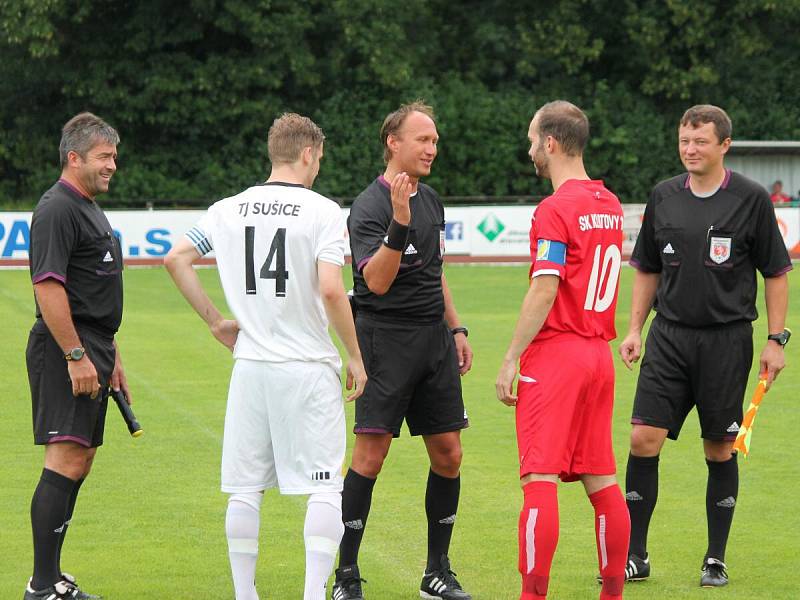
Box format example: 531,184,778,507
759,342,786,390
495,359,518,406
619,332,642,370
455,333,473,375
390,172,412,225
345,358,367,402
68,356,101,399
211,319,239,352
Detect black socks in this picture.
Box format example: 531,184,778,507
706,454,738,562
625,453,660,558
338,468,377,568
338,467,462,573
626,451,739,563
425,469,461,572
56,477,84,573
31,469,76,590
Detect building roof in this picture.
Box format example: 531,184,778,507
729,141,800,155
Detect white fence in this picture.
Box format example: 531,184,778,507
1,206,798,264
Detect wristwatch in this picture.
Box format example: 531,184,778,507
451,326,469,337
64,347,86,361
767,328,791,347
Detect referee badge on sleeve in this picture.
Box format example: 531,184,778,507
709,236,732,264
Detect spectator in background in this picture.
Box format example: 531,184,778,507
770,180,791,204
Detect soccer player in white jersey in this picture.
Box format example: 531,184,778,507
165,113,367,600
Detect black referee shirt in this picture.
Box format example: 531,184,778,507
631,169,792,327
348,176,445,323
29,180,124,337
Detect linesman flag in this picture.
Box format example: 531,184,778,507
733,377,768,458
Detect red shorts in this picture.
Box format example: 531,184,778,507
516,333,617,482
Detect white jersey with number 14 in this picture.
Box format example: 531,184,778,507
186,183,345,370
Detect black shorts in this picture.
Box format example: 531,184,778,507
26,319,115,448
632,315,753,441
354,315,468,437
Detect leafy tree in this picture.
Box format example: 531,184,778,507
1,0,799,205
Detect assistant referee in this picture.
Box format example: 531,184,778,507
23,112,129,600
618,104,792,588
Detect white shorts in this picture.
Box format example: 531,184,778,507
221,359,345,495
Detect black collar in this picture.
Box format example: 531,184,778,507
260,181,306,188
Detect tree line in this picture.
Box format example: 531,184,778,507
2,0,799,207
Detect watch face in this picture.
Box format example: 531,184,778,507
769,330,790,346
70,348,85,360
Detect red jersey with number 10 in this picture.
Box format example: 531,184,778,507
528,179,623,342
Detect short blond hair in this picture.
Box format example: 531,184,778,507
380,101,435,164
267,113,325,165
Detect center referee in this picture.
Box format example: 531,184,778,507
333,101,473,600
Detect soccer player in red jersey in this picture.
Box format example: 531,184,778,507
496,101,630,600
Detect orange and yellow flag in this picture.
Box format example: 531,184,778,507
733,378,768,457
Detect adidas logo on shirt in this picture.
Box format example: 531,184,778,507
404,243,418,255
102,251,113,262
726,422,740,433
662,243,675,254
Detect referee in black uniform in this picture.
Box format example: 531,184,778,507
332,102,473,600
618,105,792,588
23,113,130,600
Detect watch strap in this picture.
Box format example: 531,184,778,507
767,328,791,346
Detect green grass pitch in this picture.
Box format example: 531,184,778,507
0,265,797,598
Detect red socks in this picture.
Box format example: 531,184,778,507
590,485,630,599
518,481,559,600
518,481,629,599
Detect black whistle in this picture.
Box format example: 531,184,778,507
109,388,143,437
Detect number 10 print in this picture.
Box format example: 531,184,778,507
584,244,621,313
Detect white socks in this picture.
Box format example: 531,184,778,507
225,490,343,600
304,492,345,600
226,492,263,600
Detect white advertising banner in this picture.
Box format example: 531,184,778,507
452,206,536,257
0,210,206,262
775,207,800,255
2,206,798,264
0,211,31,260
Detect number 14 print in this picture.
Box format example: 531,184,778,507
245,226,289,297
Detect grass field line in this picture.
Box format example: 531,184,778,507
128,371,223,444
